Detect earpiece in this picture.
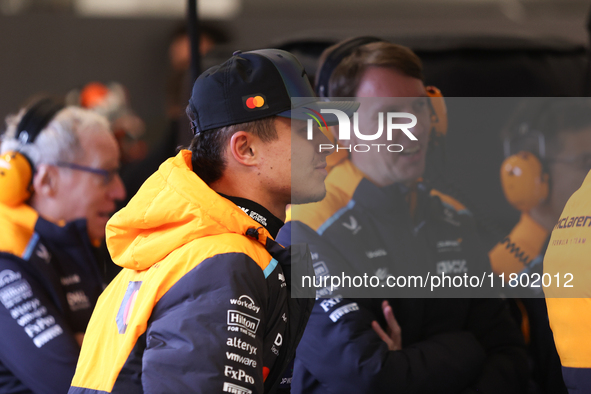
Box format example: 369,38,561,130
425,86,447,138
500,99,554,212
315,36,384,99
0,152,34,206
500,151,549,212
0,98,64,206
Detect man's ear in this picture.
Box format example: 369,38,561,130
32,164,58,198
229,131,259,166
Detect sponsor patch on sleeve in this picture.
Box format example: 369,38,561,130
227,310,260,338
329,302,359,322
223,381,252,394
0,270,64,348
116,281,142,334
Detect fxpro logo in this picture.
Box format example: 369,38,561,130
304,107,417,153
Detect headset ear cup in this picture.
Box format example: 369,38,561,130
500,151,548,212
0,151,33,206
425,86,447,138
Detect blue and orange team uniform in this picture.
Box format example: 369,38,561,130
69,150,312,394
0,202,105,393
278,159,527,394
544,170,591,394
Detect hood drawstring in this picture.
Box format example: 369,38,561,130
246,227,263,240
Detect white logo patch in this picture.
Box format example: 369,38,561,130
0,159,11,169
224,365,255,384
320,296,342,312
443,209,460,226
278,273,286,288
223,382,252,394
366,249,387,259
35,244,51,263
66,291,90,311
227,310,260,337
374,268,389,280
226,352,257,368
342,216,362,234
329,303,360,322
0,270,21,287
60,275,81,286
436,239,462,253
229,295,260,314
313,262,329,276
436,260,467,274
226,337,257,355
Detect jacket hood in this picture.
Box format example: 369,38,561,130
106,150,272,271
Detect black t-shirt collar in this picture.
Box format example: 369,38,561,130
219,194,284,239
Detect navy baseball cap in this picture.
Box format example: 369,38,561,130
188,48,359,134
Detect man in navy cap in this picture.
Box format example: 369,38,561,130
69,49,356,394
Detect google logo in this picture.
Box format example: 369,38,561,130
245,95,265,109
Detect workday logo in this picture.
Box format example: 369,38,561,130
305,107,418,153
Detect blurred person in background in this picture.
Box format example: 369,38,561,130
67,81,148,167
489,98,591,393
542,121,591,394
119,22,230,208
66,81,149,281
278,37,527,394
0,98,125,393
165,22,230,122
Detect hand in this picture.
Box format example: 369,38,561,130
371,300,402,351
75,333,84,347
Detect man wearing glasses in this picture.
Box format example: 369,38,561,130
281,38,527,394
0,100,125,393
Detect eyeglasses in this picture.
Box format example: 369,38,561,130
54,162,120,185
547,153,591,172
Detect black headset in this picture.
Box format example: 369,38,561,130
315,36,384,98
499,98,563,213
0,98,65,206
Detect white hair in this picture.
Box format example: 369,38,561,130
1,106,111,166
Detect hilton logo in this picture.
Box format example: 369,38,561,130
227,310,260,336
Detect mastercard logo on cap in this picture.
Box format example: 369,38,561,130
243,94,269,111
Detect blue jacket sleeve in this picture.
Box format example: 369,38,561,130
140,252,286,394
561,367,591,394
293,297,487,394
281,221,487,394
0,256,80,394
